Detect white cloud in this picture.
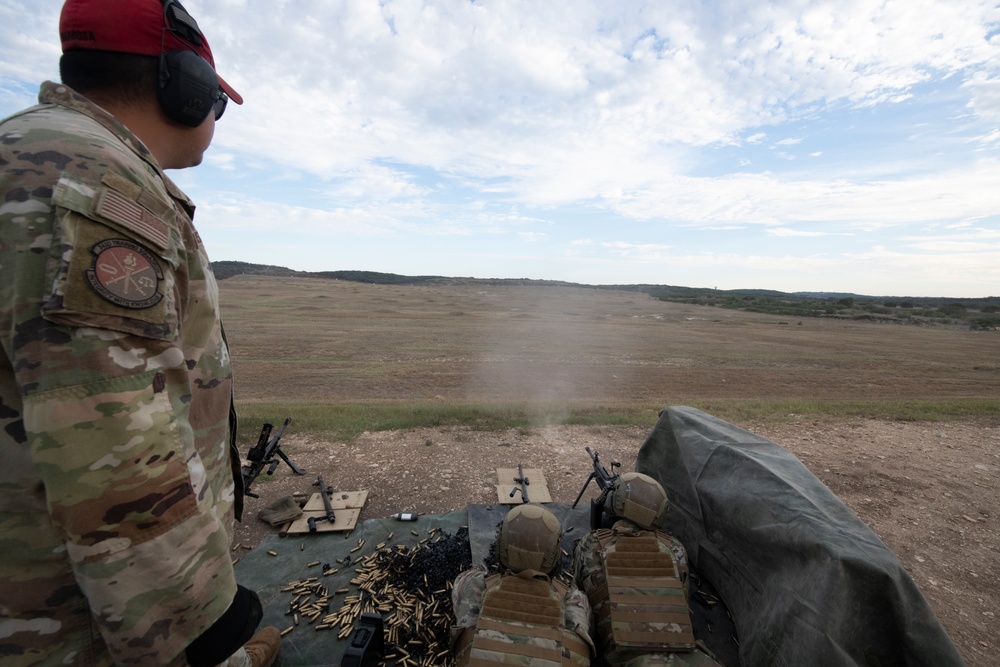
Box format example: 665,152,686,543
845,244,1000,290
977,128,1000,147
0,3,61,87
4,0,999,297
194,190,555,242
766,227,841,238
601,242,673,261
963,72,1000,122
518,231,548,242
611,159,1000,229
318,165,429,202
900,226,1000,251
201,0,998,178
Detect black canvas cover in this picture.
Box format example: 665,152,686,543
635,406,966,667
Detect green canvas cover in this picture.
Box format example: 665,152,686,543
635,406,966,667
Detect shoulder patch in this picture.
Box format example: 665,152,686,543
85,238,164,309
93,188,170,250
53,172,173,251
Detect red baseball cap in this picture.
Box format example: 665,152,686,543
59,0,243,105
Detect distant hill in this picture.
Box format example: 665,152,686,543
211,261,1000,330
212,262,584,288
211,261,304,280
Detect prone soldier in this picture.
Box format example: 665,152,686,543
451,503,595,666
573,473,722,667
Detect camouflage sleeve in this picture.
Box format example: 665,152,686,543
449,565,487,647
23,367,238,663
0,106,237,665
564,585,596,654
661,532,690,593
572,530,602,586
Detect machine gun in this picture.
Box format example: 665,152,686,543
508,463,530,503
241,417,305,498
571,446,621,529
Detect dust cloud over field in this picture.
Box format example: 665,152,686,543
220,276,999,666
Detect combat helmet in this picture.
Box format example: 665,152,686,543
606,472,668,529
497,503,563,575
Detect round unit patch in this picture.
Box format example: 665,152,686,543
85,238,164,309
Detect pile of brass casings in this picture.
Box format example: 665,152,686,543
281,526,471,666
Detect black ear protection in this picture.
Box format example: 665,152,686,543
157,0,226,127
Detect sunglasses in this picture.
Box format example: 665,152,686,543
212,88,228,121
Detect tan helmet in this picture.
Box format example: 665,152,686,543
496,503,563,574
606,472,668,529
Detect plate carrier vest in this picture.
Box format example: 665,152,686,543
454,571,590,666
590,529,697,652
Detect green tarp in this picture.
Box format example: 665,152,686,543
636,406,966,667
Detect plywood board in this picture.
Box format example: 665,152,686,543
284,490,368,534
496,467,551,504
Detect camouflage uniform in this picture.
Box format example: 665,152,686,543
451,564,594,666
574,521,721,667
0,83,242,665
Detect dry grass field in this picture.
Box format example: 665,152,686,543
219,275,999,666
221,275,999,406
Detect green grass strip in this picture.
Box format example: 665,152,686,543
233,398,999,444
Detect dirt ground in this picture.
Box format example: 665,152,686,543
233,417,999,667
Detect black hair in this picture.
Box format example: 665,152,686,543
59,50,160,107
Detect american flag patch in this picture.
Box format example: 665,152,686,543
94,188,170,250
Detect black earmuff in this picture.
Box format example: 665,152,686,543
157,49,219,127
157,0,221,127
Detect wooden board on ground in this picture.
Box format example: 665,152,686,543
496,468,551,504
284,490,368,535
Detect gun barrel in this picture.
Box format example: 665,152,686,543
317,475,336,523
267,417,292,451
509,463,530,503
515,463,529,503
